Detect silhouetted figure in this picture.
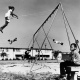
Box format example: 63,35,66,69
0,6,18,33
8,37,17,44
24,50,32,62
53,39,63,45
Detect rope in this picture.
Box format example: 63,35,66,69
60,3,80,51
61,6,71,47
42,27,53,49
40,4,61,50
60,3,76,40
40,7,59,50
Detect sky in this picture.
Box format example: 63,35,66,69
0,0,80,52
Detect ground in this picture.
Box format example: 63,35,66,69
0,60,60,80
0,60,80,80
0,60,60,74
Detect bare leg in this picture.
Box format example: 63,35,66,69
0,21,9,33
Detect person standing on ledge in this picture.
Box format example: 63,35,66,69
0,6,18,33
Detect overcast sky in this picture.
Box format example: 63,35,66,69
0,0,80,52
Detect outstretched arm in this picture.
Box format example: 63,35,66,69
11,13,18,19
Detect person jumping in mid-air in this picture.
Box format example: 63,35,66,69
0,6,18,33
53,39,64,45
8,37,17,44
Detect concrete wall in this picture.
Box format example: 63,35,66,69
29,49,54,59
0,48,26,60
